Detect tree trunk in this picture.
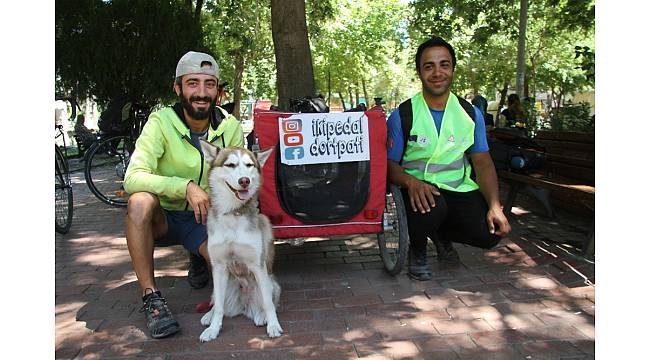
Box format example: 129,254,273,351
550,89,556,109
361,78,369,106
271,0,315,110
348,86,353,108
232,51,245,119
524,74,529,99
354,84,360,107
516,0,528,98
194,0,203,20
498,82,508,110
185,0,202,21
528,57,536,98
327,69,331,107
497,81,509,127
339,91,346,111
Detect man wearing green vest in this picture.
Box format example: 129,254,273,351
123,51,244,338
387,37,511,281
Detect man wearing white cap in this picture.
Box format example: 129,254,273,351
123,51,244,338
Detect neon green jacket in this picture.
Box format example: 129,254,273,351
124,106,244,211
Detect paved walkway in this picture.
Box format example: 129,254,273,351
56,166,595,360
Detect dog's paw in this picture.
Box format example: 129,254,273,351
200,310,213,326
266,322,283,338
253,312,266,327
199,326,221,342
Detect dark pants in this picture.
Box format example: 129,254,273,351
401,187,501,254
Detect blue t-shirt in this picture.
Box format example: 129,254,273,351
387,105,489,162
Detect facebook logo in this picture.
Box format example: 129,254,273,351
285,146,304,160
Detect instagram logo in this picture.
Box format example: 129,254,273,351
285,147,304,160
284,133,303,146
282,119,302,132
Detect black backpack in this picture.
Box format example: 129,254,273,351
98,95,134,135
289,96,329,113
397,96,476,163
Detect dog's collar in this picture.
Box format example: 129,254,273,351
226,208,245,216
223,204,257,217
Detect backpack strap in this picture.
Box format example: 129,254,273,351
397,99,412,165
398,95,476,164
458,96,476,123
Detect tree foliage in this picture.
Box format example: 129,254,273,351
310,0,412,108
55,0,595,124
203,0,274,116
407,0,595,108
55,0,203,109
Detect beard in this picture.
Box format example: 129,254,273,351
179,90,216,120
420,73,453,98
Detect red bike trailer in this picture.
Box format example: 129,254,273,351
252,109,409,275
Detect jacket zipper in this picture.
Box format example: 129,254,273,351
182,134,205,211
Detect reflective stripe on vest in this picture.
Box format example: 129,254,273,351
402,157,465,174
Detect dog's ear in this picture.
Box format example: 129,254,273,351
199,139,219,163
255,147,273,168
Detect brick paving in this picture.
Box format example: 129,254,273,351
56,164,595,360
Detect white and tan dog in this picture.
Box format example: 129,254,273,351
197,140,282,342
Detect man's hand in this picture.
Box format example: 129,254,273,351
486,206,511,236
186,181,211,225
406,178,441,213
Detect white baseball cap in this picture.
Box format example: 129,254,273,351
175,51,220,79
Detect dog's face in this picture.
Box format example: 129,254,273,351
200,140,273,203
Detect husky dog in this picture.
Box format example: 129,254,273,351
197,140,282,342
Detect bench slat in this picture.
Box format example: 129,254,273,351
535,130,594,143
546,153,594,168
536,140,595,156
498,171,595,195
545,162,594,185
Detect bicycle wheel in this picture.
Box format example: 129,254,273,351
84,135,131,207
376,184,409,275
55,145,73,234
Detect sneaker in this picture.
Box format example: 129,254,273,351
187,252,210,289
433,239,460,263
139,290,180,339
407,248,432,281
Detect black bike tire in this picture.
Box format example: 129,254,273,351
84,135,130,207
376,184,410,275
55,145,73,234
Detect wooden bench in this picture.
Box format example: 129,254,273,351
497,130,595,256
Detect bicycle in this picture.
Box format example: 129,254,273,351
83,101,149,207
55,97,78,234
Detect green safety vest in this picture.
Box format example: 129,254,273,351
401,92,479,192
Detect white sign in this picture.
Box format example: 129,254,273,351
279,112,370,165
